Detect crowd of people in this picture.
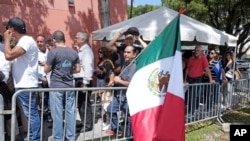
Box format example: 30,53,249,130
0,16,147,141
0,16,244,141
183,46,242,117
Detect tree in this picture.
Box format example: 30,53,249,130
162,0,250,59
127,5,160,18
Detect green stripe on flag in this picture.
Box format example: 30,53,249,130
135,15,181,72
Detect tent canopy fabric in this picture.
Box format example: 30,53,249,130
92,6,238,47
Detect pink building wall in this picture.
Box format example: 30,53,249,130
0,0,128,47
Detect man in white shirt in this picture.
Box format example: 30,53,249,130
73,32,94,132
3,17,40,141
36,35,48,81
36,35,49,112
0,42,11,83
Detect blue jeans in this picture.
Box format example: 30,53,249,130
17,89,41,141
96,78,104,87
185,77,203,114
50,91,76,141
107,95,131,137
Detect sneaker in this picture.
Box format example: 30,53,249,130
102,124,110,131
47,117,53,123
102,122,108,126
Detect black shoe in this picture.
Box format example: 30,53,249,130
47,116,53,123
48,124,53,129
80,127,92,132
76,123,83,128
96,96,101,103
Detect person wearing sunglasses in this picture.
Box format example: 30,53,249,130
107,27,147,75
203,49,224,111
94,47,115,130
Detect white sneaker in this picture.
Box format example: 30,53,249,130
102,122,108,126
102,124,110,131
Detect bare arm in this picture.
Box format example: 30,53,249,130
4,30,25,60
44,64,52,74
107,32,123,52
107,72,115,86
136,35,147,48
113,76,130,87
205,67,215,83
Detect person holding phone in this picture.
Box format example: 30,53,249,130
3,17,41,141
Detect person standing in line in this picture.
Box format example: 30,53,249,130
107,27,147,75
44,38,56,88
184,45,215,116
73,32,94,132
37,35,48,82
106,45,139,138
94,47,115,130
44,30,80,141
36,35,50,112
0,33,11,84
202,49,223,111
1,35,23,140
44,38,55,125
3,17,41,141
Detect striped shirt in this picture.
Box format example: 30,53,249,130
203,60,219,81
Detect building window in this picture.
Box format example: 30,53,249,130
68,0,74,6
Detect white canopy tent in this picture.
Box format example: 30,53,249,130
92,6,238,47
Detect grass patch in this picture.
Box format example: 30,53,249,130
222,108,250,124
186,108,250,141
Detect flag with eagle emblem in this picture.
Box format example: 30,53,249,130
126,14,185,141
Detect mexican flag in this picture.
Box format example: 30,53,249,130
126,15,185,140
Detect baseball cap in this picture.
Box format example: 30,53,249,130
123,27,139,36
125,34,134,39
3,17,26,34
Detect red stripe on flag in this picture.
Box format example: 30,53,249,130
131,106,161,141
131,93,185,141
154,92,185,141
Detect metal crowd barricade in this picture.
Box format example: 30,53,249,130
0,94,5,141
10,87,132,141
5,79,249,140
218,79,250,124
184,82,221,125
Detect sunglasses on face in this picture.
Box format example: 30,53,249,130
98,51,103,54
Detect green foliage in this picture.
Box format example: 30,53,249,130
127,0,250,59
162,0,250,59
127,5,160,18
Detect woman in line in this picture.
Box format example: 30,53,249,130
94,47,115,130
222,51,241,109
